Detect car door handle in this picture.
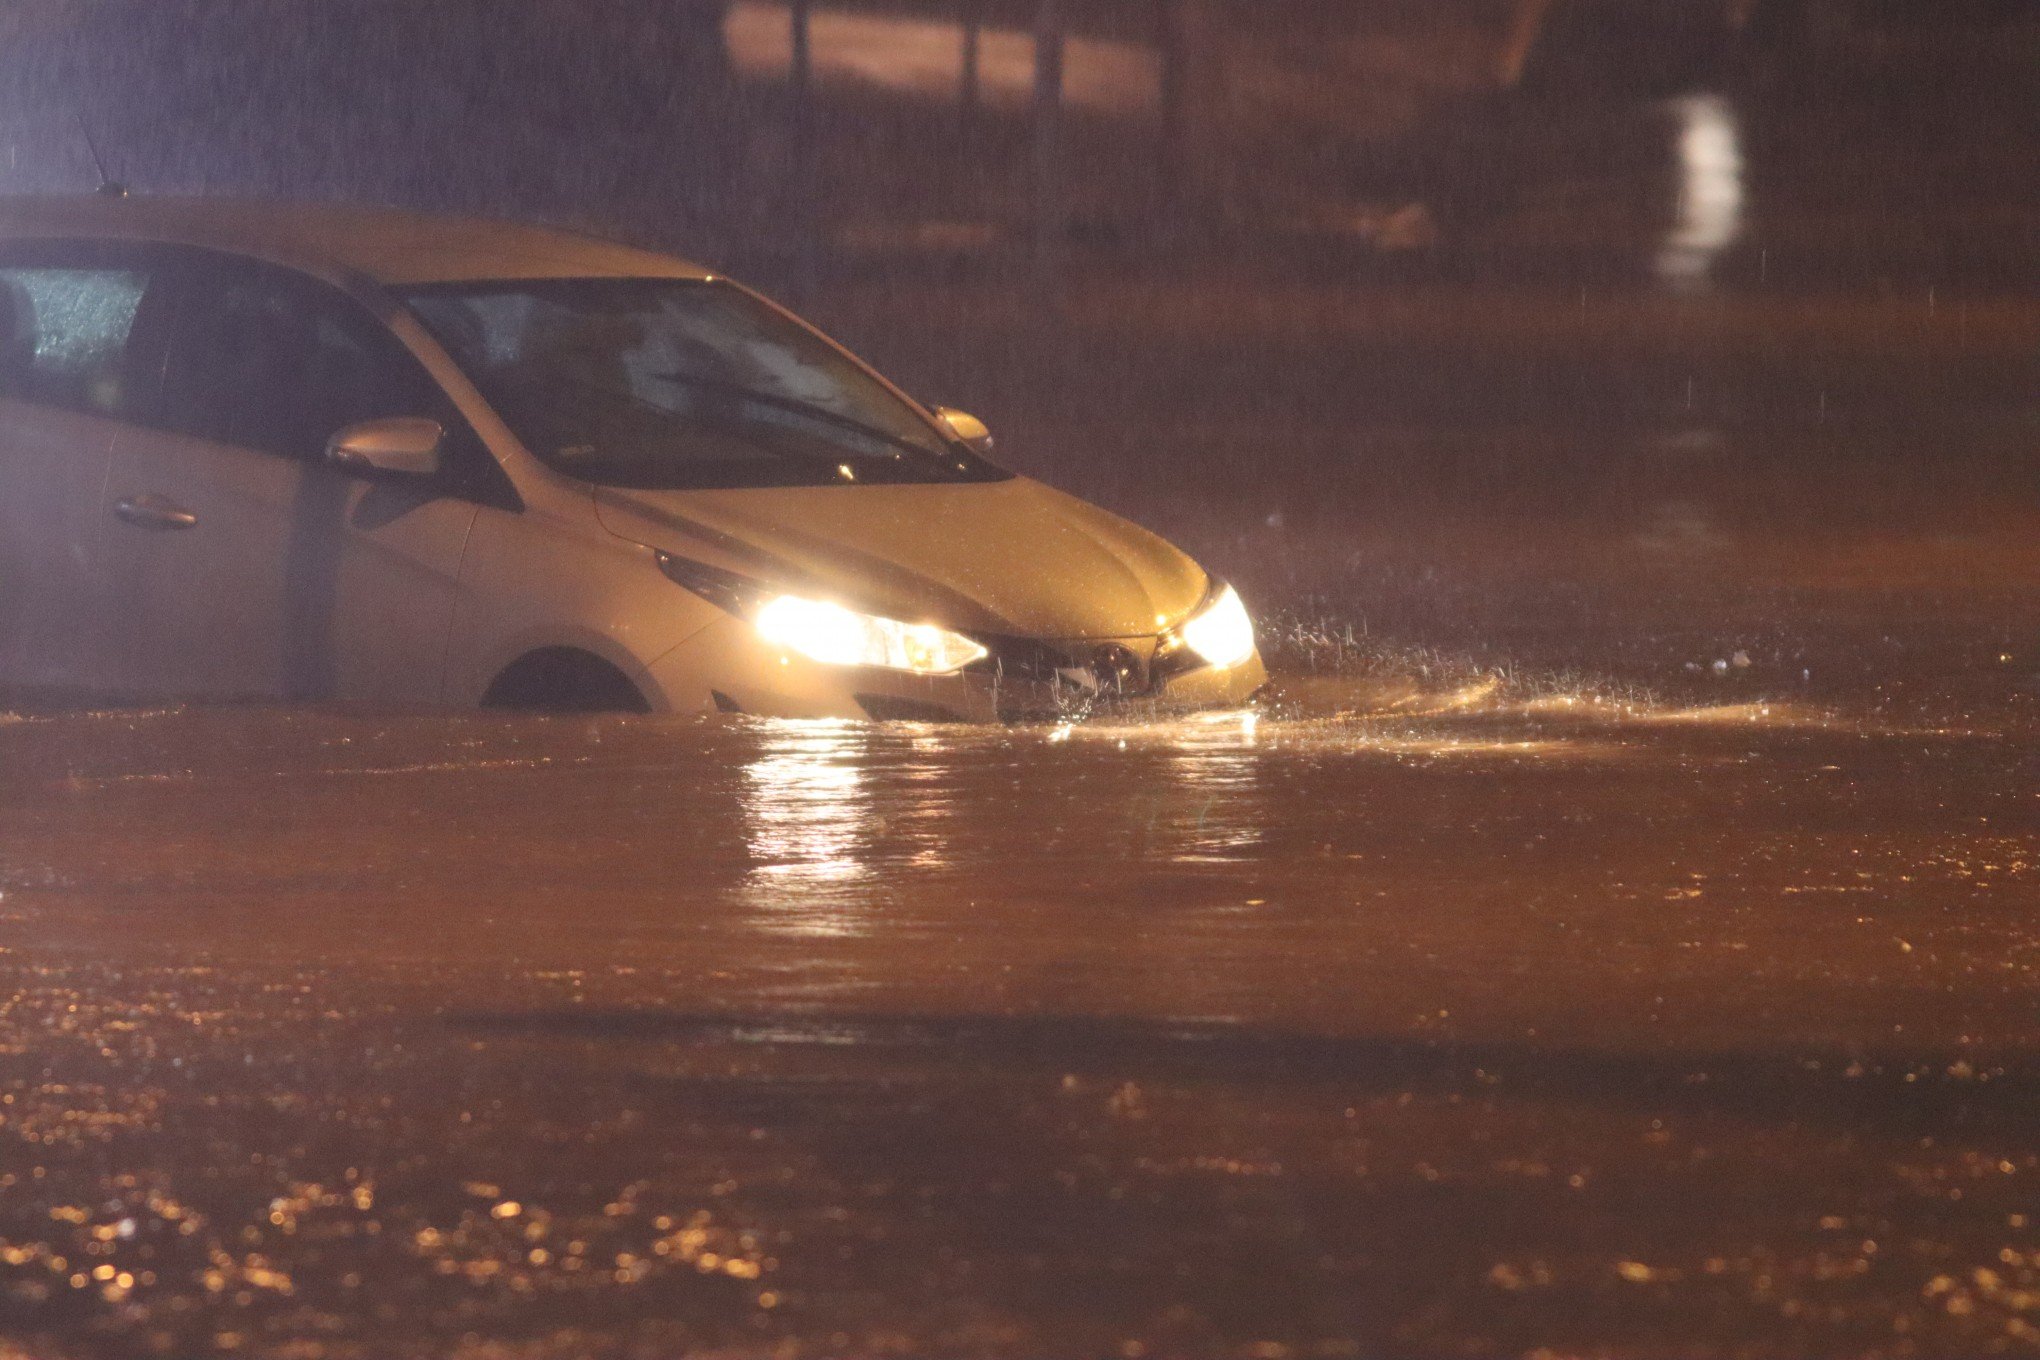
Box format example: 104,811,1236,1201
114,495,199,531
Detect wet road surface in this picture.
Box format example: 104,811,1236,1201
4,35,2040,1352
3,636,2037,1357
4,256,2038,1356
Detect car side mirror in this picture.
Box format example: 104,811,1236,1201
934,407,994,457
327,417,444,478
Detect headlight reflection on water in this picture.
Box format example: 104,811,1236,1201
740,722,879,935
736,722,962,937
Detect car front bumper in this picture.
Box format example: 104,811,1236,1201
643,614,1269,723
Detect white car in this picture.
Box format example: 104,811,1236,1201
0,195,1265,721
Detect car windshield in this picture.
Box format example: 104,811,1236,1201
402,278,1005,490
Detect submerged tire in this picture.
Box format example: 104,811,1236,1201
481,648,650,715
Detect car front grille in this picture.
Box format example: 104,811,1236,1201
967,632,1206,701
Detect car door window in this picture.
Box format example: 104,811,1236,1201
0,261,155,419
159,261,454,463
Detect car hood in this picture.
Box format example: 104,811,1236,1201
593,476,1210,640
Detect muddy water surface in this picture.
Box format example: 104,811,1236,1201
2,639,2037,1358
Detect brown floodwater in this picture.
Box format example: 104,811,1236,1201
2,599,2037,1359
4,70,2040,1353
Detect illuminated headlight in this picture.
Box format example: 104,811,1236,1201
658,552,987,674
755,595,987,674
1180,582,1256,669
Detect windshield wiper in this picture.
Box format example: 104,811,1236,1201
487,370,855,471
493,368,964,476
638,369,953,467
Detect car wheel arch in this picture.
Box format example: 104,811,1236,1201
480,645,653,714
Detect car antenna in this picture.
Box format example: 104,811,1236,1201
74,112,127,198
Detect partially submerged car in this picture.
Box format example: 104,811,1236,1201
0,195,1264,721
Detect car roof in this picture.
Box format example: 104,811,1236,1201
0,194,714,288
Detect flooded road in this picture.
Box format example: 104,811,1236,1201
4,262,2037,1357
3,642,2037,1357
4,236,2039,1360
3,11,2040,1352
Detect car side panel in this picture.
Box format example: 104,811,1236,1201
444,494,722,710
98,425,477,704
0,397,119,695
98,426,291,698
